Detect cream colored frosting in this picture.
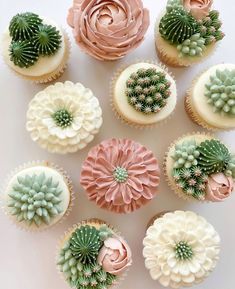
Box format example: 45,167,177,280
143,211,220,288
113,63,177,125
26,81,103,154
1,18,66,77
4,165,70,230
191,63,235,129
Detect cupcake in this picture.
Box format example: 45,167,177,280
1,161,74,231
1,12,70,83
67,0,149,61
26,81,103,154
185,63,235,130
57,218,132,289
165,133,235,201
143,210,220,288
155,0,225,67
112,62,177,127
80,138,160,213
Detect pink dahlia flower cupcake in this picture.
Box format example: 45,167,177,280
67,0,150,61
80,138,160,213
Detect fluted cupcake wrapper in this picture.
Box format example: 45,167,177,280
0,160,75,232
56,218,129,289
163,132,216,202
110,59,177,129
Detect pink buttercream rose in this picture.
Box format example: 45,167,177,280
183,0,213,20
205,173,234,202
67,0,150,60
98,237,132,275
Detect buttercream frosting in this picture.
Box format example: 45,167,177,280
143,211,220,288
80,138,160,213
26,81,103,154
183,0,213,20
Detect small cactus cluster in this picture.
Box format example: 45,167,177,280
171,139,200,169
172,166,208,200
198,10,225,46
177,33,206,57
8,12,62,68
125,67,171,114
7,172,63,226
166,0,182,11
205,69,235,116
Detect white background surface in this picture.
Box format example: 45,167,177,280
0,0,234,289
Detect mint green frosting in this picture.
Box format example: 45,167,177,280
52,109,74,128
175,241,193,260
177,33,206,57
205,69,235,116
98,225,113,241
7,172,63,227
166,0,183,11
113,167,128,183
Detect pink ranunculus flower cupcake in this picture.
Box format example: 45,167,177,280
67,0,150,61
80,138,160,213
183,0,213,20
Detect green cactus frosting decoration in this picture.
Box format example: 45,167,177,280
32,24,62,56
125,68,171,114
205,69,235,116
9,40,39,68
7,172,63,226
8,12,62,68
177,33,206,57
166,0,183,11
57,224,118,289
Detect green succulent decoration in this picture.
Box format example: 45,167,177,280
8,11,62,68
197,140,231,175
177,33,206,57
198,10,225,45
171,139,200,169
9,12,42,41
166,0,183,11
69,226,102,264
57,240,117,289
205,69,235,116
159,7,199,44
226,156,235,178
32,24,62,56
9,40,39,68
98,225,113,242
7,172,63,226
172,166,208,200
52,109,74,129
125,68,171,114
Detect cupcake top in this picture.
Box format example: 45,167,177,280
157,0,224,61
113,62,177,126
80,138,160,213
57,219,132,289
67,0,149,60
143,211,220,288
3,162,72,230
1,12,66,77
26,81,103,154
191,63,235,129
166,133,235,201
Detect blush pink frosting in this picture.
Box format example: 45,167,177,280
205,173,234,202
80,138,160,213
67,0,150,60
97,236,132,275
183,0,213,20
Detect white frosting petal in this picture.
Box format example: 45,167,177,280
143,211,220,288
26,81,103,154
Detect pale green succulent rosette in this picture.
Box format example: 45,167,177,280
1,161,74,231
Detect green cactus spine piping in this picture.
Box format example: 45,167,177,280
125,67,171,114
7,172,63,226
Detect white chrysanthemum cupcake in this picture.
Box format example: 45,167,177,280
26,81,103,154
143,211,220,288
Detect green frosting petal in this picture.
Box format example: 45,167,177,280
159,7,199,44
7,172,63,227
197,139,231,174
69,225,102,264
9,12,43,41
32,24,62,56
125,67,171,114
205,69,235,116
9,40,39,68
177,33,206,57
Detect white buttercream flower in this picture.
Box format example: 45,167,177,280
143,211,220,288
26,81,102,154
